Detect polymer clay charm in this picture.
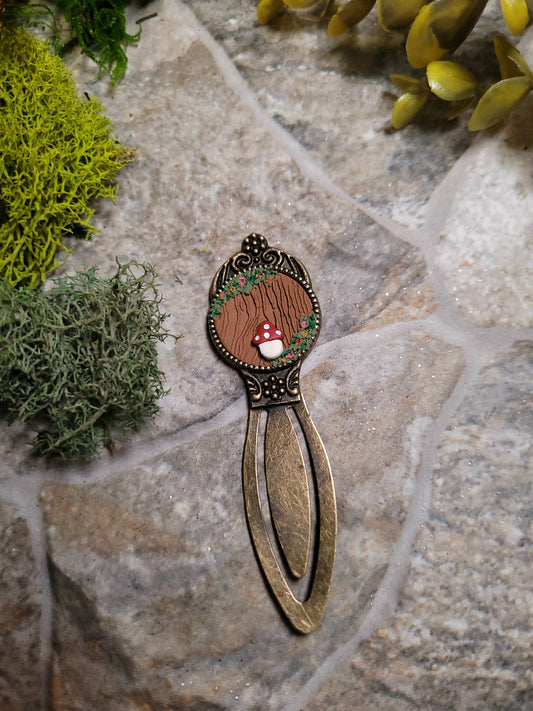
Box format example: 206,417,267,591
207,234,336,633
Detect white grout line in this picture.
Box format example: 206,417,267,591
1,308,528,711
0,320,422,487
29,312,527,486
174,1,512,360
49,396,248,485
7,313,528,488
279,322,532,710
6,312,528,488
413,137,486,249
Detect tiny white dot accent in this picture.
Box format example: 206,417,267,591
264,332,270,338
264,324,270,329
275,330,281,335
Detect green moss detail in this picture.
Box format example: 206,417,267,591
1,0,141,83
210,267,278,319
0,27,132,289
272,312,317,368
0,261,175,459
53,0,141,85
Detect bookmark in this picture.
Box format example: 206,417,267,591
207,234,336,633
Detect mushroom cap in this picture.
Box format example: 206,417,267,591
253,320,284,346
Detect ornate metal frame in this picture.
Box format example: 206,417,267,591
207,233,321,407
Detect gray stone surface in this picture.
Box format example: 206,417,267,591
0,502,42,711
1,1,532,709
184,0,508,227
306,341,533,710
435,85,533,328
17,17,435,464
40,330,464,710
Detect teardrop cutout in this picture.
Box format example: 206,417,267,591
264,407,311,578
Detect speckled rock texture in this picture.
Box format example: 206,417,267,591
0,502,42,711
1,1,532,709
305,342,533,711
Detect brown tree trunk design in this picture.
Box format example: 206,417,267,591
214,274,313,367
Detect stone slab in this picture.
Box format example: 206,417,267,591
306,340,533,710
0,502,42,711
1,5,435,471
184,0,509,227
435,27,533,329
41,328,464,710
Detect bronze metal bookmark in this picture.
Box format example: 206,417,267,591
207,234,336,633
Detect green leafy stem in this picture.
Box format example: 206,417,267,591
391,35,533,131
272,312,317,367
210,267,278,318
2,0,143,84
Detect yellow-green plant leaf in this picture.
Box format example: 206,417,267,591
447,96,475,119
427,60,477,99
468,75,532,130
283,0,320,8
406,0,488,68
328,0,375,36
392,91,429,128
406,4,445,67
378,0,428,29
494,34,532,78
390,73,429,93
257,0,285,23
501,0,530,35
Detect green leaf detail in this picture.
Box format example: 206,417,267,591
328,0,376,37
257,0,285,24
406,0,489,68
210,268,278,319
390,73,429,94
501,0,530,36
378,0,428,30
493,34,532,79
391,90,429,128
282,0,319,8
54,0,141,84
468,75,532,130
427,60,477,100
447,96,475,119
272,312,317,367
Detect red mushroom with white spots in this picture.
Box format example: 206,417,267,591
253,320,284,360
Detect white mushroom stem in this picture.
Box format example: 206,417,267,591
258,339,284,359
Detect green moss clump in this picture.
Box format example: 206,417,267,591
53,0,141,85
1,0,143,83
0,261,175,459
0,27,132,289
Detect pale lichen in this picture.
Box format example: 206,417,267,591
0,261,175,459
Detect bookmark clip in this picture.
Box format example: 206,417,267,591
208,234,336,633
